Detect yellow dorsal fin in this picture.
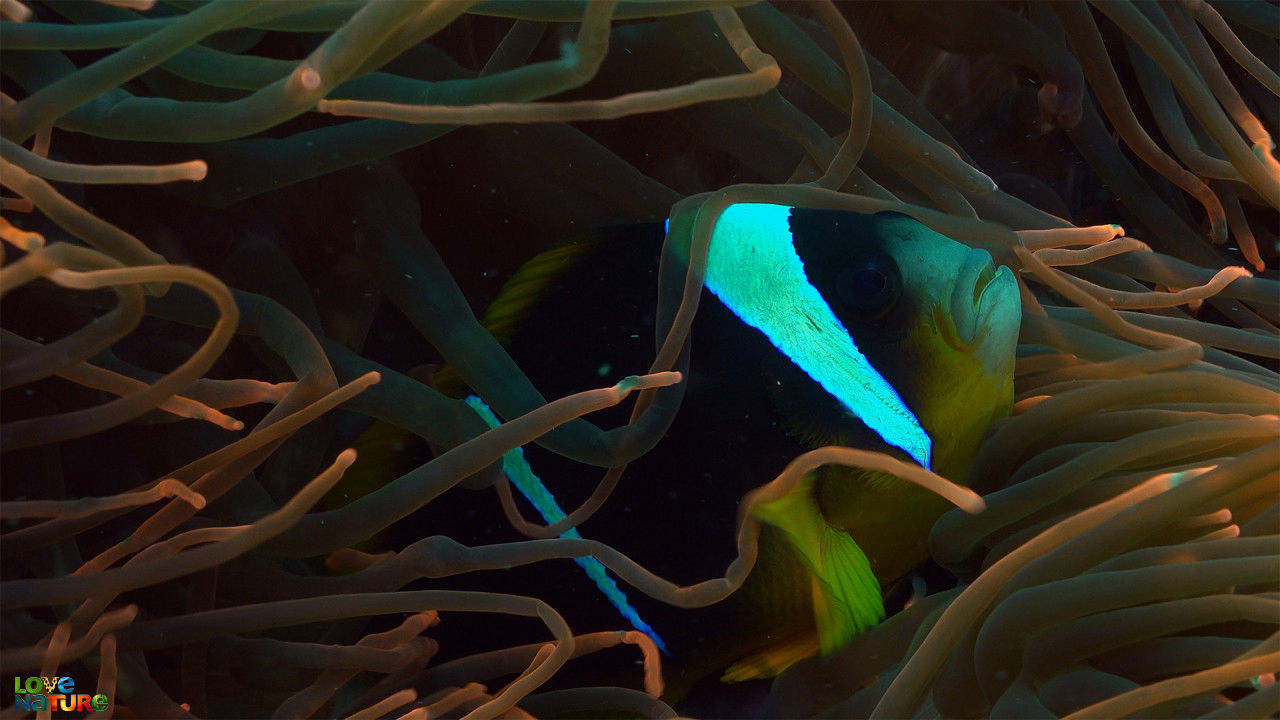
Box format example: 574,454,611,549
434,239,597,397
483,239,597,345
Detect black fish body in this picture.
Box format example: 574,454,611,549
355,207,1020,700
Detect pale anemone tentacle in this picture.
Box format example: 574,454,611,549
1,1,1276,718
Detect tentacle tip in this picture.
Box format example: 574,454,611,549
1250,672,1277,690
0,0,32,21
615,371,682,393
1037,82,1082,130
1208,219,1229,244
298,67,322,92
289,65,324,103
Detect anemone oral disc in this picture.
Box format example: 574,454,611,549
703,203,932,468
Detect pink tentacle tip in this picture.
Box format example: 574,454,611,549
158,478,206,510
294,67,323,93
1038,82,1082,130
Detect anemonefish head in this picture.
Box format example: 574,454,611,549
667,203,1020,478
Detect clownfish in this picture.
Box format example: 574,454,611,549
347,203,1021,697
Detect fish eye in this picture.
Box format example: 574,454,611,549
834,251,902,321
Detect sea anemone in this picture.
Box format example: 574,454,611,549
1,1,1276,718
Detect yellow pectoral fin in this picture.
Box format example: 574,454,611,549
753,475,886,659
811,528,885,654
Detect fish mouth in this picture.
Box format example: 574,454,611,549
945,248,1018,354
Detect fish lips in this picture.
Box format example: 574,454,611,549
945,248,1021,374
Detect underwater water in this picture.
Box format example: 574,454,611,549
1,2,1278,719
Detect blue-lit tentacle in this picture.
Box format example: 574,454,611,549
701,203,932,468
464,396,669,654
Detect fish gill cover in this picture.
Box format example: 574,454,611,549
0,1,1277,719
